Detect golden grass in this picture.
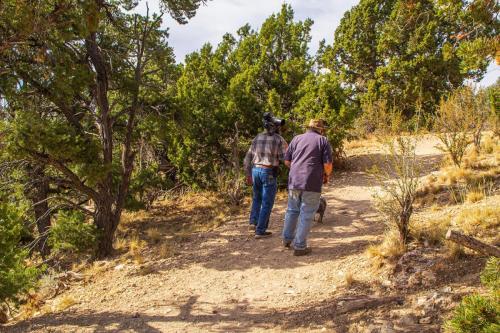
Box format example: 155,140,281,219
410,216,451,246
481,135,499,155
366,229,405,269
453,205,500,236
158,242,175,258
146,227,162,243
53,295,77,312
344,271,356,287
444,241,466,261
465,190,485,203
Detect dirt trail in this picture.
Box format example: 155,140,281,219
7,136,444,333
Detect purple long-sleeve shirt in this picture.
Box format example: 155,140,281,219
285,130,333,193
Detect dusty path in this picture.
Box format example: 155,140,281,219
7,136,444,333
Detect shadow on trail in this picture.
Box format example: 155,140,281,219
5,292,398,333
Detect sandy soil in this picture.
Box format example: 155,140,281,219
5,136,448,333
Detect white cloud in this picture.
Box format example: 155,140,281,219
135,0,498,86
136,0,358,61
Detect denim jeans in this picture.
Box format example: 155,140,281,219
282,190,321,250
249,167,277,235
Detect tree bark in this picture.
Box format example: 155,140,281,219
446,229,500,257
25,164,51,257
94,197,116,258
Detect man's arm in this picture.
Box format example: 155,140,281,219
243,142,255,185
283,137,292,168
323,163,333,184
322,139,333,184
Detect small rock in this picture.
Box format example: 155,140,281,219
441,286,452,293
132,312,140,318
381,279,392,287
212,310,218,314
419,317,432,324
398,314,417,326
114,264,125,271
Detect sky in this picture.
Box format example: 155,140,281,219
136,0,498,87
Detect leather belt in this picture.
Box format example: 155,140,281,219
255,164,273,169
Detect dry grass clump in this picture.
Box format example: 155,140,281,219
52,295,77,312
158,242,175,259
445,242,466,261
438,166,474,185
410,216,451,246
465,190,485,203
480,134,499,155
146,227,162,243
366,229,405,269
344,271,356,287
453,206,500,236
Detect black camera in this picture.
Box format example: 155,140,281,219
263,112,285,129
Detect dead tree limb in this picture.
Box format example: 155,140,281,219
336,296,404,314
446,229,500,257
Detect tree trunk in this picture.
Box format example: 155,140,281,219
25,164,51,257
94,197,116,258
446,229,500,257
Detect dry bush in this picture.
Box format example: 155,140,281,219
434,88,474,167
366,229,406,269
410,216,451,246
214,169,245,206
371,136,421,246
352,99,406,138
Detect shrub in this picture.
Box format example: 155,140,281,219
353,99,405,138
371,136,421,246
446,258,500,333
48,210,97,254
434,87,474,167
481,257,500,291
0,203,40,307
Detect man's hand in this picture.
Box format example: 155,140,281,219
246,175,252,186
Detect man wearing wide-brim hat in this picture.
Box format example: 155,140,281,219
282,118,333,256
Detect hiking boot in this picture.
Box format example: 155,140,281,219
282,240,292,248
248,224,256,232
254,231,272,239
293,247,312,256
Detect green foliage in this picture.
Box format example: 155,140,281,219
481,257,500,291
48,211,97,254
446,294,500,333
169,4,351,187
324,0,499,118
126,165,174,210
446,257,500,333
0,203,39,305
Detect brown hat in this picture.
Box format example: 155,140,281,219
306,119,328,130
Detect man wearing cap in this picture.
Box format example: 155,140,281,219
244,114,288,239
282,119,333,256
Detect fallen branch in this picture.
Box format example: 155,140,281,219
446,229,500,257
335,295,404,314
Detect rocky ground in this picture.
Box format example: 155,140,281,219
4,135,494,333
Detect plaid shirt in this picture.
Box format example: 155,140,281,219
244,132,288,175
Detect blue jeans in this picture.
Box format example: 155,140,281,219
282,190,321,250
249,167,277,235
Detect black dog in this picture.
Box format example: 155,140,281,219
315,196,327,223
